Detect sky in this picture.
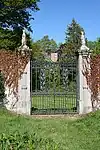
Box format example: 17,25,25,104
30,0,100,44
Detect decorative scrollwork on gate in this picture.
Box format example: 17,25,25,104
62,67,69,90
40,68,46,91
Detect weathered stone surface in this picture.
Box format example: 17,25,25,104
78,31,92,114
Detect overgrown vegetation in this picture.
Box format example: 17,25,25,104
90,55,100,109
0,51,30,98
0,132,59,149
0,71,5,106
0,108,100,150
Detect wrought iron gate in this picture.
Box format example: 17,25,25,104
31,55,78,114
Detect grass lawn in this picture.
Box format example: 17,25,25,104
32,95,77,114
0,108,100,149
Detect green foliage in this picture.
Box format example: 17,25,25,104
0,132,59,150
0,0,39,50
87,38,100,55
0,72,5,105
37,35,58,53
0,27,21,50
62,19,84,54
1,108,100,149
43,65,61,91
0,27,32,50
32,35,58,60
65,19,84,51
0,0,40,31
32,42,44,60
87,40,96,50
93,38,100,54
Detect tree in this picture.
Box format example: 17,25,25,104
58,19,85,61
0,27,32,50
0,0,40,50
57,19,84,89
32,41,43,60
87,38,100,55
65,19,84,53
93,38,100,55
0,27,22,50
37,35,58,53
31,35,58,60
0,0,39,31
87,41,96,50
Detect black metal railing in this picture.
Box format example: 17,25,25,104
31,56,78,114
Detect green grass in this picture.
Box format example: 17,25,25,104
32,95,77,114
0,108,100,149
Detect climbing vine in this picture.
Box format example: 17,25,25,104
0,50,30,97
83,54,100,109
91,55,100,108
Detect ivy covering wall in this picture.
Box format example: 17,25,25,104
0,71,5,106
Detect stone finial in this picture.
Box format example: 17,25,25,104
18,29,30,53
81,31,86,46
79,31,89,55
22,29,26,46
21,29,29,50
